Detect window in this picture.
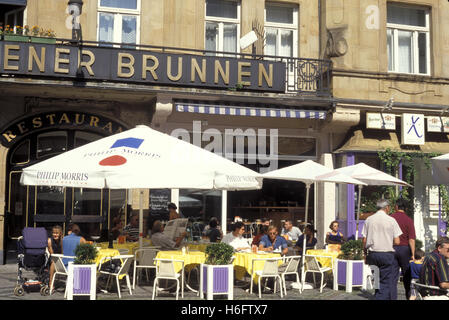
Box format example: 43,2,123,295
97,0,140,46
264,3,298,58
387,3,430,75
37,132,67,159
205,0,240,54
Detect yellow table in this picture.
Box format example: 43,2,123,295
306,249,341,269
186,243,209,252
98,239,153,255
233,252,282,282
96,248,126,279
156,250,206,273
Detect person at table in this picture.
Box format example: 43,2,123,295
203,217,223,238
206,219,222,243
47,225,63,289
325,221,345,245
168,202,182,220
221,222,251,252
110,216,124,240
281,220,302,242
252,225,268,247
259,225,288,255
62,224,86,266
295,224,318,255
150,220,188,250
123,213,140,242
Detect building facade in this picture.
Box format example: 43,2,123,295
0,0,448,263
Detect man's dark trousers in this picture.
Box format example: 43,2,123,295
392,245,412,300
366,251,395,300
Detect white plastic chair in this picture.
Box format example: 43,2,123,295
413,282,449,300
98,254,134,299
280,255,302,295
118,248,130,255
49,254,75,297
365,265,380,290
304,255,332,293
250,257,284,298
152,258,185,300
133,248,160,289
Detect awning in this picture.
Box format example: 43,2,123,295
175,103,327,120
334,129,449,154
0,0,27,5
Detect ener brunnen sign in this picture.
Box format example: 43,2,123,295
0,41,286,92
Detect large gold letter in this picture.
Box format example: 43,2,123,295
2,130,16,143
258,63,273,87
238,62,251,86
191,58,206,83
167,56,183,81
4,45,20,71
142,55,159,80
117,53,135,78
28,46,46,72
54,48,70,74
78,49,95,76
214,60,229,85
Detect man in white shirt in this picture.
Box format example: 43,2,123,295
221,222,251,252
281,220,302,242
362,198,402,300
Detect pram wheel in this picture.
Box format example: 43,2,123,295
14,286,24,296
40,285,50,296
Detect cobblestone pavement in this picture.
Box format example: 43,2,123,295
0,263,406,301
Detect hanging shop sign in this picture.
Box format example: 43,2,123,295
366,112,396,130
401,113,425,145
427,116,449,133
0,41,285,92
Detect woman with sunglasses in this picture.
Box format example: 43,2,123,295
258,225,288,255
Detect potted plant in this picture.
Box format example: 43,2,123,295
333,239,370,293
3,25,29,42
66,243,98,300
30,27,56,44
200,242,234,300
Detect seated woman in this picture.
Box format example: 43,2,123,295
295,224,318,255
325,220,345,247
62,224,87,266
258,225,288,256
110,216,124,240
252,225,268,247
47,225,63,289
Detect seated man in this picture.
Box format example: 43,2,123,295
221,222,251,252
419,237,449,300
281,220,302,242
258,225,288,256
123,213,140,242
150,220,187,250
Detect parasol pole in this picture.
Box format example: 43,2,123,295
139,189,144,249
355,184,363,240
301,183,311,287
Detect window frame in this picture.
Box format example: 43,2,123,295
264,2,298,58
97,0,141,46
386,3,430,76
205,0,241,54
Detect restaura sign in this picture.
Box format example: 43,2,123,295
0,41,286,92
401,113,425,145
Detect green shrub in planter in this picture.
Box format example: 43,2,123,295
338,239,364,260
74,243,98,265
205,242,234,265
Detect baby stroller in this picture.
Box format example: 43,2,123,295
14,227,51,296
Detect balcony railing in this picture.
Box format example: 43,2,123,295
0,37,332,96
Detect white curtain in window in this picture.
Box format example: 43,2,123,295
280,30,293,57
122,15,137,44
100,0,137,10
387,29,393,71
265,28,276,56
99,13,114,43
223,23,237,53
205,22,218,52
398,30,412,73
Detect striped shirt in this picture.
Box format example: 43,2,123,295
419,250,449,296
123,224,139,241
